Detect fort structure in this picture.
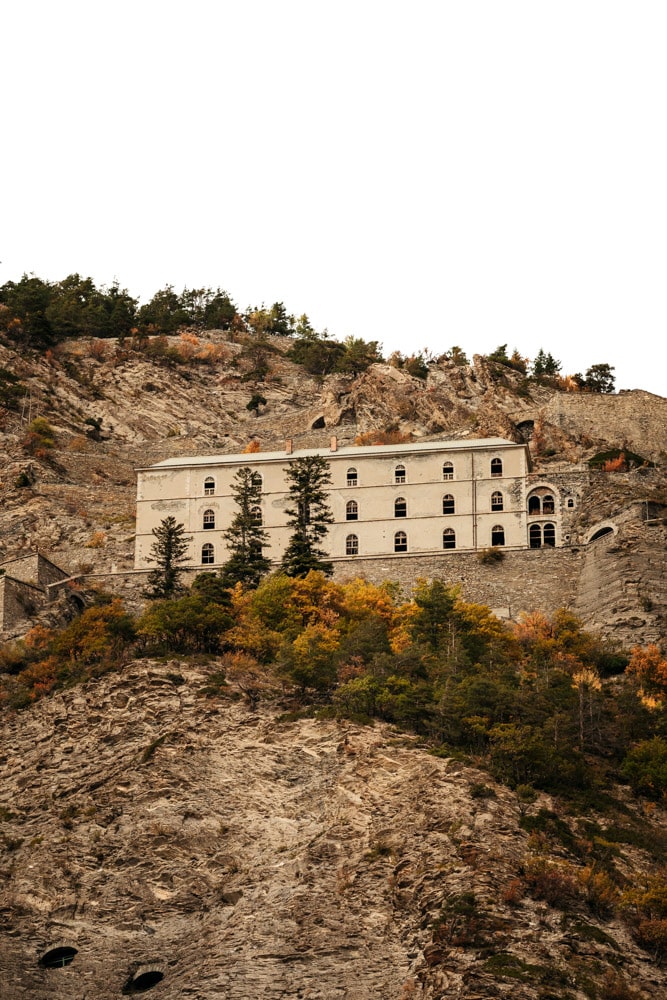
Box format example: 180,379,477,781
134,436,583,571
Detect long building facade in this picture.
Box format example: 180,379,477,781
134,436,571,571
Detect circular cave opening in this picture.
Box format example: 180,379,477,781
39,946,78,969
124,970,164,994
311,415,326,429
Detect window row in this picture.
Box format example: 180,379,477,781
345,525,508,555
346,491,505,520
346,459,504,486
199,523,556,562
201,459,508,498
200,492,510,530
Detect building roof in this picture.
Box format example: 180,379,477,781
138,437,525,472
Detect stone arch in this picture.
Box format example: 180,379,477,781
311,414,326,429
516,419,535,442
122,965,165,994
586,522,618,544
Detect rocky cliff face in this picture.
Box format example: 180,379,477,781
1,661,666,999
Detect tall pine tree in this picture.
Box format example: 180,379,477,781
145,516,191,598
220,467,271,588
281,455,334,577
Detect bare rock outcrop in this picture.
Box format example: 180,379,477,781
1,661,665,999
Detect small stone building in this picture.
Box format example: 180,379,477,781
135,437,573,571
0,553,70,634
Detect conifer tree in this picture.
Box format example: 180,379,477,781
281,455,334,577
144,516,191,598
220,467,271,588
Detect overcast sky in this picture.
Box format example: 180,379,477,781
3,2,666,395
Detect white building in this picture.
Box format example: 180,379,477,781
135,437,566,571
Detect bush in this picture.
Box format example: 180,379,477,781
21,417,55,458
478,546,505,564
522,858,580,909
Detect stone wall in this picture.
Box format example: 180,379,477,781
0,576,46,634
331,547,584,617
574,505,667,645
0,553,69,588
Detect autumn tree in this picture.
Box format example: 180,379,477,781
281,456,334,577
144,516,191,598
627,644,667,707
220,467,271,589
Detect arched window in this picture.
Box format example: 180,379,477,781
39,947,78,969
442,494,455,515
250,505,263,525
394,530,408,552
442,462,454,481
347,467,358,487
204,476,215,496
491,524,505,546
394,464,406,484
346,500,358,521
543,495,555,514
394,496,407,518
567,497,575,509
529,524,542,548
491,458,503,477
528,495,541,515
201,543,215,564
346,534,359,555
253,472,263,489
543,523,556,547
442,528,456,550
203,509,215,530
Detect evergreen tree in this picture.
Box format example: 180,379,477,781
543,352,561,377
220,467,271,588
584,363,616,393
281,456,334,577
532,348,548,377
144,516,191,598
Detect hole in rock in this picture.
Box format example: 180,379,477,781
39,946,77,968
125,970,164,993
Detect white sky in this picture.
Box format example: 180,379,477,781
2,1,666,395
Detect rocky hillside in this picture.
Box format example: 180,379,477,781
2,660,667,1000
0,331,665,581
2,335,667,999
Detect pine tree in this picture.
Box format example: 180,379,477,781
144,516,191,598
543,352,561,377
532,348,548,377
281,455,334,577
220,467,271,588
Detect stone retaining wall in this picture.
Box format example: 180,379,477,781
331,547,584,616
